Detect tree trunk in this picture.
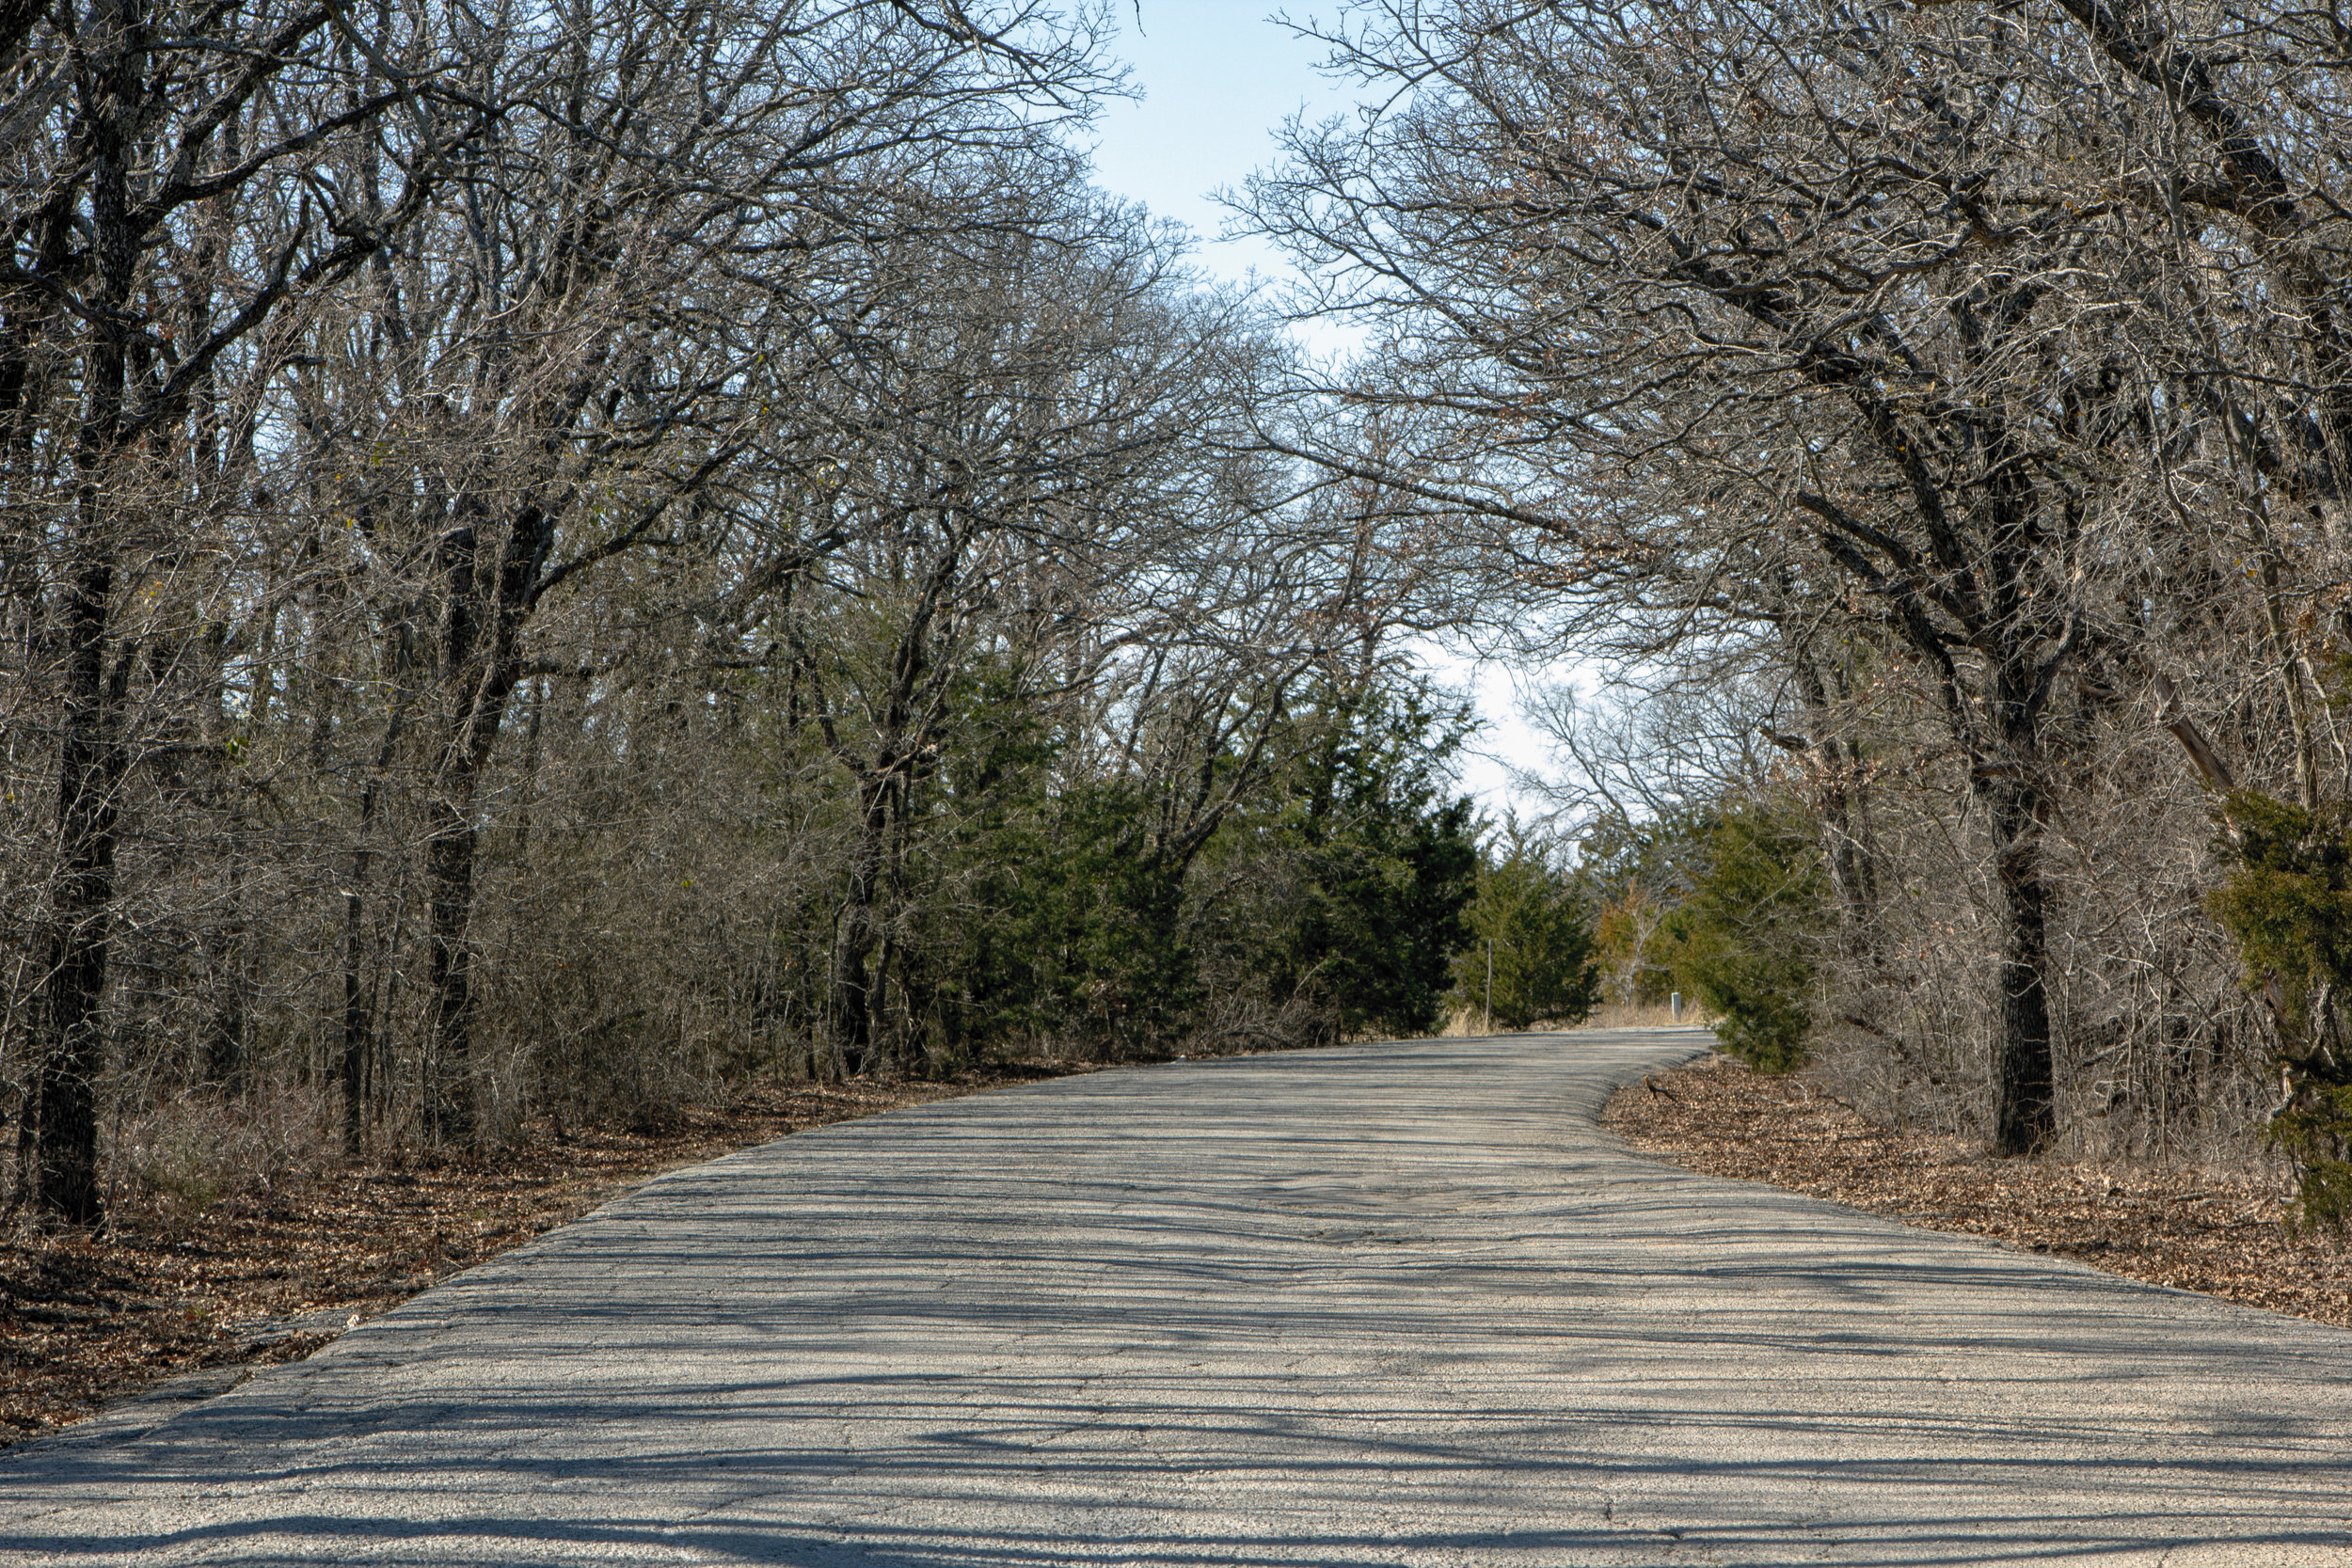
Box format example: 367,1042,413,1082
341,879,373,1152
346,681,410,1151
202,805,249,1090
1988,816,2057,1156
32,0,139,1223
423,796,479,1143
341,766,392,1152
32,557,123,1224
342,768,393,1152
199,624,249,1091
828,776,890,1076
420,505,551,1142
1783,635,1879,961
1983,697,2057,1156
816,544,960,1079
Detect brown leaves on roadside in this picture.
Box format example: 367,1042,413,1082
1603,1055,2352,1329
0,1068,1077,1449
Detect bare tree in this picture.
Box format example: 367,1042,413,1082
0,0,1496,1230
0,0,484,1219
748,186,1311,1069
1243,0,2352,1153
255,0,1118,1140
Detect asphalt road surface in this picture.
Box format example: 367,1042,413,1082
6,1029,2351,1566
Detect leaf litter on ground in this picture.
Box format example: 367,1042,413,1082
1602,1053,2352,1329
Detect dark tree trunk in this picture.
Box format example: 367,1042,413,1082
1982,653,2058,1155
341,879,373,1152
1985,778,2057,1155
421,505,550,1142
33,559,124,1225
1976,379,2061,1157
31,0,139,1223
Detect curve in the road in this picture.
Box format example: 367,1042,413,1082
5,1029,2350,1567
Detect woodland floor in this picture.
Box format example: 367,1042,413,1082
0,1064,1083,1450
1603,1053,2352,1331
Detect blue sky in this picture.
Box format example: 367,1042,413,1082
1085,2,1562,819
1089,3,1346,293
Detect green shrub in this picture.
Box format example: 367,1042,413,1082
1673,804,1827,1072
2206,789,2352,1233
1450,823,1602,1031
1263,690,1480,1040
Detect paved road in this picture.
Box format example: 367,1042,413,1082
6,1030,2351,1566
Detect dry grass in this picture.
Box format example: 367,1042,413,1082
0,1065,1081,1449
1574,1000,1712,1031
1603,1053,2352,1329
1434,1002,1710,1036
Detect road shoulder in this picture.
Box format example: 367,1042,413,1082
1602,1051,2352,1329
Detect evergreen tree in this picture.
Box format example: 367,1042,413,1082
1254,685,1481,1040
1673,805,1827,1072
2206,790,2352,1231
1450,823,1602,1031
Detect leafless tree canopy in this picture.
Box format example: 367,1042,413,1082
1,0,1480,1224
24,0,2338,1228
1247,0,2352,1156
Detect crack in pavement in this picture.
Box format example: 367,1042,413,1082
3,1030,2349,1565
